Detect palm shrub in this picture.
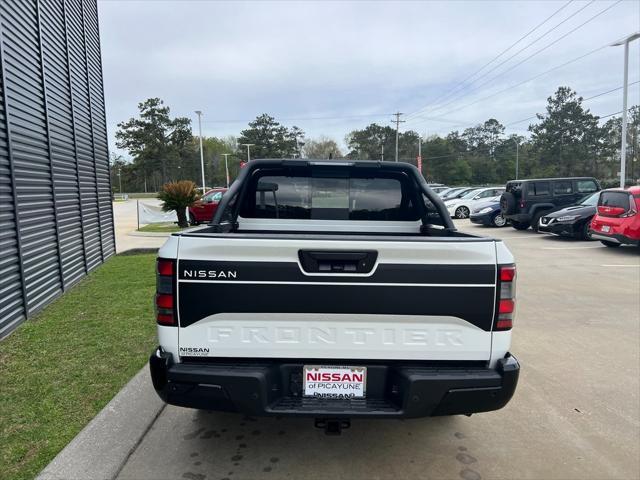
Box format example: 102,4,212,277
158,180,198,228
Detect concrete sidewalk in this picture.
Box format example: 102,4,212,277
113,200,167,252
36,367,165,480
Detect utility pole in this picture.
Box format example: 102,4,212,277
417,137,422,176
611,32,640,188
195,110,206,190
222,153,230,188
381,144,384,162
513,138,520,180
118,168,122,193
391,112,405,162
241,143,255,162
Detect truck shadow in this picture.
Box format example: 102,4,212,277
178,409,479,480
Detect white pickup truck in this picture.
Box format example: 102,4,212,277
150,160,519,433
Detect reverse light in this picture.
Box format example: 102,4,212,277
495,265,516,331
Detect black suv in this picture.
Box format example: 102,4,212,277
500,177,601,230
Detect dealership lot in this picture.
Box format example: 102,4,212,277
117,221,639,480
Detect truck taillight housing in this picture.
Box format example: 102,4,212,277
495,264,516,331
156,258,176,326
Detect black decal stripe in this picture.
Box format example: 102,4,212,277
178,260,495,285
178,283,495,331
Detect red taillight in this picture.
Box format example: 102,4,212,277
157,259,174,276
500,265,516,282
597,205,625,217
495,265,516,331
496,318,512,330
155,293,173,309
499,299,514,314
157,313,175,325
156,258,176,326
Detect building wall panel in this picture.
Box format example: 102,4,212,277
0,0,114,338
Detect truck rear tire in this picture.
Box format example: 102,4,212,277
530,212,545,232
511,221,530,230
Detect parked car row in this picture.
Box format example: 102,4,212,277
428,184,506,219
443,176,639,249
192,178,639,249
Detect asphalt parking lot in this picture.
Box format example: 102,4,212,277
117,221,639,480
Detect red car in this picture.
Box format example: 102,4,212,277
589,186,640,248
188,188,227,225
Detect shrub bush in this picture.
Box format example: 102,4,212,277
158,180,198,228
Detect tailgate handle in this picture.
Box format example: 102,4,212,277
298,250,378,274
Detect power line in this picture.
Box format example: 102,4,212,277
504,80,640,126
425,0,621,118
405,39,613,127
199,112,395,124
405,0,578,120
421,0,597,116
403,109,631,165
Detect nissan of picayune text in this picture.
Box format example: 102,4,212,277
149,159,519,433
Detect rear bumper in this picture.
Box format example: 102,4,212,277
589,231,640,246
504,213,531,223
470,212,494,225
149,349,519,418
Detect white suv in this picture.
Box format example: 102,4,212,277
445,187,505,219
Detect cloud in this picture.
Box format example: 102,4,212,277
98,0,640,153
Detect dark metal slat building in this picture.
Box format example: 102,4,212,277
0,0,114,338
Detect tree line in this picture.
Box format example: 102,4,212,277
111,87,639,193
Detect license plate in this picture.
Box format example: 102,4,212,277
601,225,611,233
303,365,367,399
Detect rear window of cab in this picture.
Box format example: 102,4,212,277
240,173,422,221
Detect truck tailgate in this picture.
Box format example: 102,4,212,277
176,235,497,361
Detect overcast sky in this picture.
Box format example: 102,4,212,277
98,0,639,156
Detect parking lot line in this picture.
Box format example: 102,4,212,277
501,235,542,240
601,264,640,268
541,245,604,250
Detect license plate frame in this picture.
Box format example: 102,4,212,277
303,365,367,399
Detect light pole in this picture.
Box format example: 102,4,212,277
118,168,122,193
241,143,255,162
611,32,640,188
222,153,230,188
195,110,206,190
513,138,519,180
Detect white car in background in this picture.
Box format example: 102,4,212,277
445,187,506,218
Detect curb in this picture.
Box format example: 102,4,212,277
36,365,165,480
127,230,172,237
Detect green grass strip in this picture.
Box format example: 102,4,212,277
0,253,157,480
